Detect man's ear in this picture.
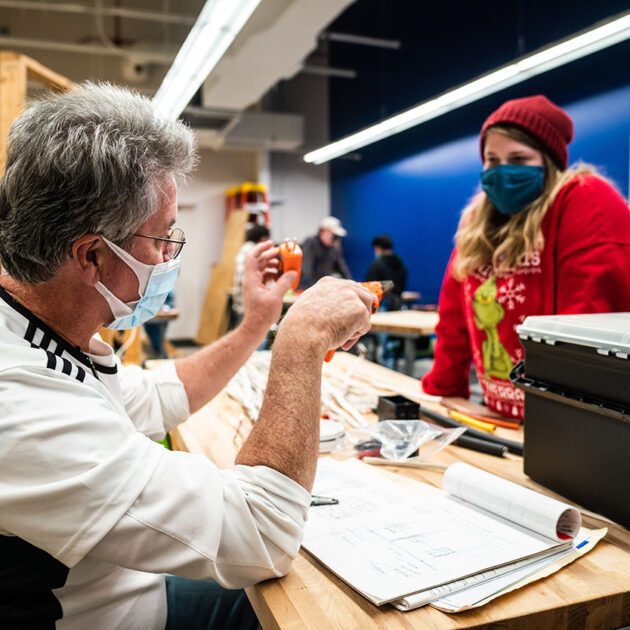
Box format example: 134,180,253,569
71,235,106,286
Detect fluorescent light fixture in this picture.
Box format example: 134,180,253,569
304,12,630,164
153,0,262,120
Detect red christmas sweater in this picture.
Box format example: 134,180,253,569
422,174,630,420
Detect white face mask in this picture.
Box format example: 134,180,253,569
95,237,180,330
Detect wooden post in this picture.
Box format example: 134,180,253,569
196,209,248,345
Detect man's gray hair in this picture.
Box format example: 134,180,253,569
0,82,197,283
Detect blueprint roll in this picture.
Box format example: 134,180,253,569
443,462,581,542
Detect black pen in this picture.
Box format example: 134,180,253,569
310,495,339,507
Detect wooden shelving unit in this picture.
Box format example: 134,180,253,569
196,209,248,345
0,51,73,174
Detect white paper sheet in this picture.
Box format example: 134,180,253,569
444,463,581,541
430,527,606,612
303,459,572,605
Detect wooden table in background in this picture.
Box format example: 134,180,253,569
151,307,180,322
280,298,438,375
369,310,439,375
171,353,630,630
99,308,180,365
401,290,421,304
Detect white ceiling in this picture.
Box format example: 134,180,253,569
202,0,354,111
0,0,355,107
0,1,203,90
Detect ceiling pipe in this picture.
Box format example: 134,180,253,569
302,64,357,79
321,31,401,50
0,35,175,63
0,0,196,26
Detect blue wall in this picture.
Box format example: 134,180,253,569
326,1,630,304
332,86,630,304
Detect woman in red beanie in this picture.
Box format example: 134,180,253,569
421,95,630,420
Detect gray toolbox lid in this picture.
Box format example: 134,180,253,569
517,312,630,359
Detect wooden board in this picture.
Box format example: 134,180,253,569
0,52,72,174
99,328,143,366
196,209,248,345
171,352,630,629
0,53,27,175
369,309,439,336
20,54,73,92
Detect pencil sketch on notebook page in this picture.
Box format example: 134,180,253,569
302,459,591,608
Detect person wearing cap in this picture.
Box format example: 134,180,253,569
421,95,630,420
298,216,352,290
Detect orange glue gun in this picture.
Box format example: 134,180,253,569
278,239,302,290
324,280,394,362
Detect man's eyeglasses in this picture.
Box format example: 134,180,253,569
133,227,186,259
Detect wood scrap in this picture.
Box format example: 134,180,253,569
224,351,378,431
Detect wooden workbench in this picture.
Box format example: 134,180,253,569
171,353,630,630
369,310,439,375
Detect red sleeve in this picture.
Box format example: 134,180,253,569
421,251,472,397
554,175,630,314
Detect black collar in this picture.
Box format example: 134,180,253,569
0,284,116,374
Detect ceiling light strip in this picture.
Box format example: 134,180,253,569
304,12,630,164
153,0,262,120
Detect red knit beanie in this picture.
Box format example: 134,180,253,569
480,95,574,170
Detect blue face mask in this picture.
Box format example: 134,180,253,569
480,164,545,215
94,237,180,330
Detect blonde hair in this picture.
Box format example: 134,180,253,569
453,125,596,280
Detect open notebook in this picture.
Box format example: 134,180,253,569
303,459,602,610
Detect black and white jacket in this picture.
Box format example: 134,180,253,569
0,286,309,629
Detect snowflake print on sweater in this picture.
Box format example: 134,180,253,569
497,277,526,311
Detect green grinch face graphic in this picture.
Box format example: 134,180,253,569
473,277,514,380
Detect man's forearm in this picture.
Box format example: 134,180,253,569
174,321,267,414
235,328,325,491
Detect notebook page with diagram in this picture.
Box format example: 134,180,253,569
302,459,581,606
394,526,605,611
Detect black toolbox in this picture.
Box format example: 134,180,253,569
513,313,630,528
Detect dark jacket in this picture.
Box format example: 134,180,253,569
299,235,352,289
365,253,407,309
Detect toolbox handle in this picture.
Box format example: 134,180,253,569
510,361,630,421
509,361,535,389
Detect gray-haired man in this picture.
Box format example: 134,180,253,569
0,84,373,629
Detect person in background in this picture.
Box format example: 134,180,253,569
366,234,407,311
421,95,630,420
0,83,374,629
299,216,352,289
365,235,408,368
232,223,270,325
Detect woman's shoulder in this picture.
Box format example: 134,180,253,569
554,170,625,207
550,168,630,244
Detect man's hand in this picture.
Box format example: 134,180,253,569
278,277,375,358
241,240,296,335
235,277,375,490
